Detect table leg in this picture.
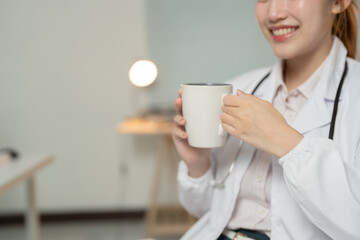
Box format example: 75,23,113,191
145,135,195,237
145,135,167,236
25,177,40,240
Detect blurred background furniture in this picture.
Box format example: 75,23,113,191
118,116,195,237
0,154,54,240
0,2,276,239
0,0,275,221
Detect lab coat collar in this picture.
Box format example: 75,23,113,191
322,36,348,101
255,36,348,135
291,36,348,135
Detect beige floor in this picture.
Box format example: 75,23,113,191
0,219,182,240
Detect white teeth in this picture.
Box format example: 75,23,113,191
272,27,297,36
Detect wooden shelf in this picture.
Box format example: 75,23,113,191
117,117,175,135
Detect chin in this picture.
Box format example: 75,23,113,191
270,44,302,60
272,50,295,60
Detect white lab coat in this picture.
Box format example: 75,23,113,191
177,37,360,240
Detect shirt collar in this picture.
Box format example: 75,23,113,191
297,63,325,99
275,39,335,99
273,53,328,100
259,36,347,103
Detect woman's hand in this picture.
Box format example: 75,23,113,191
172,88,210,178
221,89,303,158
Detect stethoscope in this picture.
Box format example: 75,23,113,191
210,61,348,188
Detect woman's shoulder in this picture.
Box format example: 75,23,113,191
225,66,272,94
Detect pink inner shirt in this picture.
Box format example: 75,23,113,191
227,61,325,236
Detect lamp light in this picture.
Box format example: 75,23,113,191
128,60,158,87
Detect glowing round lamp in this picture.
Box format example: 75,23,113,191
129,60,158,87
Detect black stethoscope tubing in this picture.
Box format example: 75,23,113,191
211,60,348,188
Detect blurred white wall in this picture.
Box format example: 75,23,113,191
0,0,154,213
0,0,277,213
144,0,276,106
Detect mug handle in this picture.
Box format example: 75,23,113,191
218,93,230,137
218,124,227,137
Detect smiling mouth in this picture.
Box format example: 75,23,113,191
271,27,297,36
269,26,299,41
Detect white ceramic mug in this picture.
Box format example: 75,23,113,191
181,83,233,148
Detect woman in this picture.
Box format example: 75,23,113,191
173,0,360,239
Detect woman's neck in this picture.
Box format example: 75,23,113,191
283,37,333,92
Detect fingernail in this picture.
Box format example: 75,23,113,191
236,89,243,96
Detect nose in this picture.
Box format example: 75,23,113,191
268,0,288,23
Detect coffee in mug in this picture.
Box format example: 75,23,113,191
181,83,233,148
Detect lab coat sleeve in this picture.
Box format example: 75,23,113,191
279,136,360,239
177,152,216,218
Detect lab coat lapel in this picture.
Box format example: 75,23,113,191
232,141,256,188
291,37,348,135
220,135,255,180
252,60,330,138
290,87,331,135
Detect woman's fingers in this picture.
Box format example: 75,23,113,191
173,125,188,140
221,121,236,136
176,87,183,115
221,111,238,129
221,111,246,136
223,94,243,107
174,114,186,126
221,111,234,124
222,105,241,119
175,97,183,115
173,114,187,140
223,91,262,107
173,88,187,140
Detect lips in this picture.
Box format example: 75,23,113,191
269,26,299,42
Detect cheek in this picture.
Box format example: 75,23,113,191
297,10,333,43
255,3,266,23
255,3,269,32
289,0,333,33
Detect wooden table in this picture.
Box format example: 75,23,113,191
0,154,54,240
118,117,195,237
